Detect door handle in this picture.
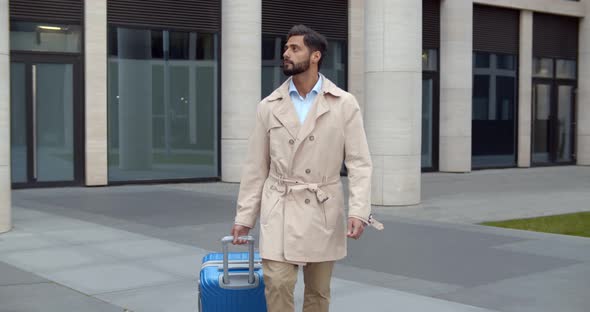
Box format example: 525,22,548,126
32,64,37,180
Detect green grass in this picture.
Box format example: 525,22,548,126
481,211,590,238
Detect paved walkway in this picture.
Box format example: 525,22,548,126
1,166,589,311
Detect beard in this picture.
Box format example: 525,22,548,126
282,58,310,76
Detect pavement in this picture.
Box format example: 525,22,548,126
1,166,589,312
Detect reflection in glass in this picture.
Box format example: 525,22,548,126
261,36,347,98
422,78,433,168
533,58,554,78
10,21,81,53
36,64,75,182
556,59,576,80
422,49,438,71
557,85,574,162
10,63,27,183
532,84,552,163
108,27,219,181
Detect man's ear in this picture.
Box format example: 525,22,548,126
312,51,321,65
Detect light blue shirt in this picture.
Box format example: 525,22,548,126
288,75,323,125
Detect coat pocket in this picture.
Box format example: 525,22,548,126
260,188,280,225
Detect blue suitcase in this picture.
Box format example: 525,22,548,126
198,236,267,311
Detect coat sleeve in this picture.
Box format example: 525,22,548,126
343,94,373,224
234,104,270,228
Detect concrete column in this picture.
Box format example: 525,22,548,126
85,0,108,185
365,0,422,205
578,0,590,165
518,10,533,167
348,0,365,113
221,0,261,182
0,0,10,233
439,0,472,172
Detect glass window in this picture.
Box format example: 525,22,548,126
108,27,219,181
497,54,516,70
10,21,81,53
556,59,576,79
533,58,554,78
421,78,434,168
422,49,438,72
261,35,347,98
472,53,517,168
474,53,490,68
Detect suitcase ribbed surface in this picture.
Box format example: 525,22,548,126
199,252,266,312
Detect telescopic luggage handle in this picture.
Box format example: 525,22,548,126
221,236,255,285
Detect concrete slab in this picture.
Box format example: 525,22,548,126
0,261,46,286
0,245,116,273
436,262,590,312
42,263,182,295
97,279,198,312
0,283,123,312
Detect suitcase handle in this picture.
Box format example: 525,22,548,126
221,236,255,285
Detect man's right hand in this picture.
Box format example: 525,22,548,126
231,224,251,245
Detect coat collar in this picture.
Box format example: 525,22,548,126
268,75,343,140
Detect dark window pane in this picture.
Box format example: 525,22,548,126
169,31,190,60
474,53,490,68
497,54,516,70
151,30,164,59
196,33,215,60
556,59,576,79
473,75,489,120
262,37,276,60
533,58,553,78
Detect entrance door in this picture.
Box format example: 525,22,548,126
10,55,83,187
532,80,576,164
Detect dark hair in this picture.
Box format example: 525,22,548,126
287,25,328,70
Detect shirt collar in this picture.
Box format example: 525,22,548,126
289,74,323,98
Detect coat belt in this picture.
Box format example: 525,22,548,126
268,172,340,203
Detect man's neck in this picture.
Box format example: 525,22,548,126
292,70,319,97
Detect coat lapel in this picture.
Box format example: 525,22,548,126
269,81,300,139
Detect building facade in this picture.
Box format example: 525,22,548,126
1,0,589,232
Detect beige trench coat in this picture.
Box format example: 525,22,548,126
234,76,373,263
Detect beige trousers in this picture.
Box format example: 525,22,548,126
262,259,335,312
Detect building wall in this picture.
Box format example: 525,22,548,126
85,0,108,186
0,0,11,233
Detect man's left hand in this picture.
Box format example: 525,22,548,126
347,217,366,240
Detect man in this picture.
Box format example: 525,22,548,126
231,25,382,312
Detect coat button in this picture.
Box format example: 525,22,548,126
305,169,311,174
309,135,315,141
305,199,310,204
289,139,295,144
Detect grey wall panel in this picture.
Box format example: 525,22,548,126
423,0,440,49
262,0,347,40
108,0,220,32
533,13,579,59
473,4,519,55
10,0,83,22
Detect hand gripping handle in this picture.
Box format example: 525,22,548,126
221,236,255,285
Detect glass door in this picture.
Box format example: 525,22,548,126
10,55,83,187
532,81,576,164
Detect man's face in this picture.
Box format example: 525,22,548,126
282,35,311,76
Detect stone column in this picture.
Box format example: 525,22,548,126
85,0,108,185
221,0,261,182
365,0,422,205
348,0,365,113
518,10,533,167
439,0,472,172
0,0,11,233
578,0,590,165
